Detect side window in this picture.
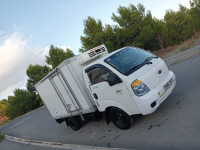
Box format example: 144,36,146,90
87,67,112,85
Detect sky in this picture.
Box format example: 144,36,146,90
0,0,190,99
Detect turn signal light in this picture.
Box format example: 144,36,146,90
131,80,142,88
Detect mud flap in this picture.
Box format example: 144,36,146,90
105,110,111,124
56,118,65,124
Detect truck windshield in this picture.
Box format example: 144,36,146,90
104,47,154,76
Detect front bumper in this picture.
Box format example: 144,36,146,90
137,71,176,115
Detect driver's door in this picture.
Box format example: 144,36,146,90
85,65,135,111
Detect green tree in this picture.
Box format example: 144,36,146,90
112,3,145,29
26,64,51,108
164,5,196,45
46,45,75,69
154,19,168,49
80,17,120,53
5,89,38,119
112,3,168,51
0,99,8,116
178,5,196,40
189,0,200,32
112,4,146,48
80,16,104,52
164,9,181,45
80,2,200,52
26,64,51,93
101,24,120,52
132,11,159,50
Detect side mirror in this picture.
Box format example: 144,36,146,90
107,73,122,86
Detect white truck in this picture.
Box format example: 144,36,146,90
35,45,176,131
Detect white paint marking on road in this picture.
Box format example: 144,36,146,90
5,135,134,150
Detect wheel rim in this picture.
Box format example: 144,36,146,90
115,112,125,124
112,111,128,128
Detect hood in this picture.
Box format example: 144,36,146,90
125,58,168,90
139,59,169,89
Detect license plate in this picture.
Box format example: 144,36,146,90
163,78,174,91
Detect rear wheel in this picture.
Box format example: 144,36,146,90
67,117,81,131
109,107,131,130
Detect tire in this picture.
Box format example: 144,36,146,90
67,117,81,131
109,107,131,130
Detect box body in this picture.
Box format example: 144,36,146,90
35,56,97,119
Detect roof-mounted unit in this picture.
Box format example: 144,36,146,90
78,44,108,65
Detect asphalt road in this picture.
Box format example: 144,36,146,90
1,55,200,150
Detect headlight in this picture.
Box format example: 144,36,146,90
131,80,150,97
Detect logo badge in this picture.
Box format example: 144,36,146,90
158,69,162,74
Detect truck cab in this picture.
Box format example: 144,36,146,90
82,46,176,129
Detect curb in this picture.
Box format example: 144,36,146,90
5,134,133,150
165,48,200,66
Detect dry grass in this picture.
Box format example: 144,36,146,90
154,32,200,59
0,115,9,126
0,134,5,142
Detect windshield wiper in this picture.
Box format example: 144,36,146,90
144,56,158,62
125,56,158,75
131,56,158,71
131,61,152,71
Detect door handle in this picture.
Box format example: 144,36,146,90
93,93,98,99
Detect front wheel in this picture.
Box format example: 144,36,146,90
109,107,131,130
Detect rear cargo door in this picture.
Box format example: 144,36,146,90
51,73,80,112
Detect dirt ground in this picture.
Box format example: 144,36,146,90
154,33,200,59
